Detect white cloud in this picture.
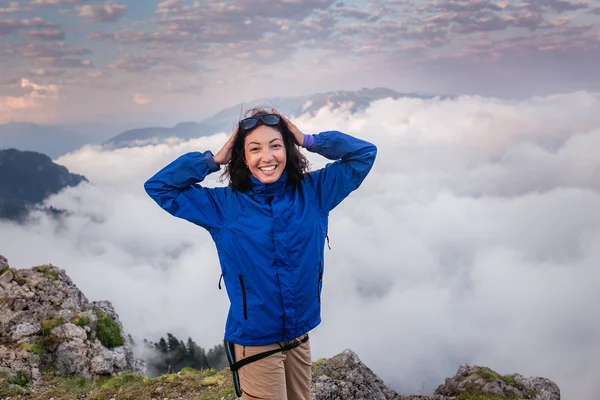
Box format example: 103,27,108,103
133,92,152,105
0,78,59,123
76,2,126,22
1,92,599,398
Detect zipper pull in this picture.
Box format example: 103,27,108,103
326,235,331,250
218,273,224,290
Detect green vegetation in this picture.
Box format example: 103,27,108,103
144,333,227,377
73,315,90,328
34,265,58,280
41,317,64,337
457,394,519,400
9,371,29,387
33,265,48,273
473,368,501,382
462,369,536,399
30,368,237,400
93,309,124,349
19,342,42,357
0,266,14,276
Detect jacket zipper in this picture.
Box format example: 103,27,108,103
318,261,323,303
239,274,248,320
275,267,286,341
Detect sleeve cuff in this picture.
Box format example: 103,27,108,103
202,151,221,173
302,134,316,150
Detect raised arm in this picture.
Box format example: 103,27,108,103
305,130,377,213
144,150,229,230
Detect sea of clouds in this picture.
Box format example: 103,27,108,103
2,92,599,397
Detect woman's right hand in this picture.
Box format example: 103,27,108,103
213,126,238,165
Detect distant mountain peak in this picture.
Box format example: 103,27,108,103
104,87,435,149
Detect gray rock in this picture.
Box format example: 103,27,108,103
11,323,40,341
55,340,89,376
434,364,560,400
0,255,146,389
311,349,398,400
0,269,13,284
309,351,561,400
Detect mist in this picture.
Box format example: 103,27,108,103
1,92,599,398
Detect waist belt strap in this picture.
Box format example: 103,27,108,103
228,335,309,372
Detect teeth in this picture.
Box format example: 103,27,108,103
260,166,276,171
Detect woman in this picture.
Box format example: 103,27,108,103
144,108,377,399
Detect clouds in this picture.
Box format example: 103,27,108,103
0,17,55,35
20,28,65,40
0,0,599,123
76,2,126,22
2,93,600,398
0,78,59,123
5,42,93,68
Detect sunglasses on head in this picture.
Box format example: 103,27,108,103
239,114,280,131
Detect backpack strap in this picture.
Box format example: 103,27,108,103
228,334,309,372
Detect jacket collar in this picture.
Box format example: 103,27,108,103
249,171,289,196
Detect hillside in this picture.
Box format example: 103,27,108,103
0,149,87,222
103,87,440,149
0,256,561,400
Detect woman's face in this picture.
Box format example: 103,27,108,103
244,125,287,184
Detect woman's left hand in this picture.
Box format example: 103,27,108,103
272,108,304,146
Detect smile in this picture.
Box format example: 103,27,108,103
259,166,277,171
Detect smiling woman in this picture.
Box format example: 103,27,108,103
143,106,377,400
222,109,310,191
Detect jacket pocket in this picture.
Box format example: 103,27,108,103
317,262,323,303
239,274,248,320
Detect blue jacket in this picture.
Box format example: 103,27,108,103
144,130,376,345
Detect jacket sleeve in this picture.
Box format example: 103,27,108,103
144,150,228,230
306,130,377,213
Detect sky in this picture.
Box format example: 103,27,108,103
1,0,600,125
1,93,600,398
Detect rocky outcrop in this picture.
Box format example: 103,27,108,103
0,254,560,400
0,255,145,389
311,350,560,400
434,364,561,400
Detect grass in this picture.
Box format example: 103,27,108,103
73,316,90,328
458,394,519,400
41,317,64,337
464,369,537,399
473,368,501,383
23,367,238,400
33,265,58,280
9,371,30,387
19,342,42,357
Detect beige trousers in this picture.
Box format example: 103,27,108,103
233,335,311,400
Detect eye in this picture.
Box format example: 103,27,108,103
250,147,260,152
271,143,282,149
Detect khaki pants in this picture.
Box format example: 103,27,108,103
233,335,311,400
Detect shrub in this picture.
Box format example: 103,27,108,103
74,316,91,328
9,371,29,387
93,310,123,349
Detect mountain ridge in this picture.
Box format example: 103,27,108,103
0,149,87,222
103,87,440,149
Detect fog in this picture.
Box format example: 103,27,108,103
2,92,599,397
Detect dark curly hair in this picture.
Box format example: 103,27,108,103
222,107,310,192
